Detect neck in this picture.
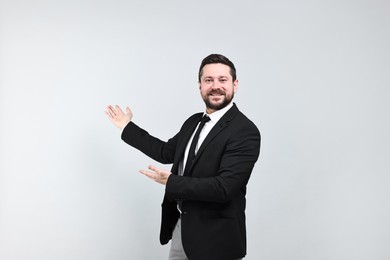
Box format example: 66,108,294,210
206,107,216,114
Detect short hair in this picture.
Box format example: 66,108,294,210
198,54,237,82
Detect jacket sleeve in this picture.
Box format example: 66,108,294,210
121,122,177,164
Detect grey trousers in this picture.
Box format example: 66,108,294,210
168,218,188,260
168,218,243,260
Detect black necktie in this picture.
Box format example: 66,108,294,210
182,115,210,176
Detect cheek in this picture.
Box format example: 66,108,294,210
200,85,209,93
221,85,230,92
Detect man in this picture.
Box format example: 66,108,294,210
105,54,261,260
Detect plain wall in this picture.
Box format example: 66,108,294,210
1,0,389,259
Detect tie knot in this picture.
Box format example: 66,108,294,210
201,115,210,124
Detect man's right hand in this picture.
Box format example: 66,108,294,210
105,105,133,130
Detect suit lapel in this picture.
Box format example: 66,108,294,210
189,104,239,172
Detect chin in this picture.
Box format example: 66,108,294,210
205,98,230,111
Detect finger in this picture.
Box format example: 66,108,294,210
115,105,125,115
107,105,115,113
139,169,158,181
106,109,115,118
126,106,132,114
148,165,162,174
105,111,113,119
105,106,115,118
107,105,117,117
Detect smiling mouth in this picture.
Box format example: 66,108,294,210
209,94,224,101
209,91,224,96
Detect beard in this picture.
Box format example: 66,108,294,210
202,89,234,111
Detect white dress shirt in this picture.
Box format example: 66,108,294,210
179,102,233,176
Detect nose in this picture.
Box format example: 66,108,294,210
211,81,221,90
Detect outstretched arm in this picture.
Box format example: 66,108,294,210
105,105,133,129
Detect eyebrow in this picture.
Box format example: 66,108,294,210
203,76,229,79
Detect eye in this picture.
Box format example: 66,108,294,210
220,78,228,83
205,78,213,83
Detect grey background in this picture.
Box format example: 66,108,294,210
1,0,389,259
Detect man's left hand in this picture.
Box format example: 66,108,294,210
139,165,172,185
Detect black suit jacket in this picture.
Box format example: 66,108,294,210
121,104,261,260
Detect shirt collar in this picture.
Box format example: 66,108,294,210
205,102,233,124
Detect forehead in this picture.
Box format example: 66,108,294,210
201,63,231,78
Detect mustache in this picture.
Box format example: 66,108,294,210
208,89,225,95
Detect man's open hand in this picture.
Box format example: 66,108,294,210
105,105,133,130
139,165,172,185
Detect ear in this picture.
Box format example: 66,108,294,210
233,80,238,93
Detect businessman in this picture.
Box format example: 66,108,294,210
105,54,261,260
